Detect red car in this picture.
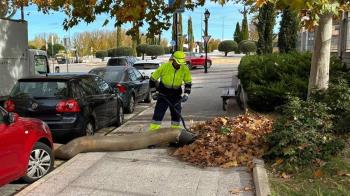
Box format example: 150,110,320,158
0,106,54,186
185,52,212,70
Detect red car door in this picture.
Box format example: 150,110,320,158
0,111,26,185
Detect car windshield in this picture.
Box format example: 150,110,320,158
89,70,124,82
107,58,127,66
133,63,159,70
10,81,68,98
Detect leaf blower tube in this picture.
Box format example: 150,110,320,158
55,128,194,160
54,94,197,160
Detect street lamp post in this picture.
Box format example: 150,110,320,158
204,9,210,73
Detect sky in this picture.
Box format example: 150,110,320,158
13,2,259,43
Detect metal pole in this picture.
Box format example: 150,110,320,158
175,13,178,51
204,17,208,73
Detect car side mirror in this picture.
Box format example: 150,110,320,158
4,112,19,125
143,75,150,80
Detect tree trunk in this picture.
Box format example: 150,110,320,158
308,14,333,97
225,52,227,56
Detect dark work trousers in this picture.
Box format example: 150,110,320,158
152,95,182,126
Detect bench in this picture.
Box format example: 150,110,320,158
221,88,236,111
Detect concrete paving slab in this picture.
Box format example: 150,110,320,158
19,149,253,196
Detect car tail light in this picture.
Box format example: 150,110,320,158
4,100,15,112
116,84,126,93
56,99,80,113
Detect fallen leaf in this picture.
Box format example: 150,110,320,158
229,188,241,195
281,172,291,179
243,187,253,191
314,169,323,178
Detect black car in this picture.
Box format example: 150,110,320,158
5,73,124,142
107,56,138,66
89,66,151,113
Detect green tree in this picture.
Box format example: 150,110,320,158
234,22,241,43
136,44,148,60
278,8,298,53
241,9,249,41
238,40,257,55
218,40,238,56
146,45,165,57
188,17,194,52
47,43,65,57
257,2,276,55
178,14,184,51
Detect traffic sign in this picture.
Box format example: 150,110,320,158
203,35,211,43
170,40,176,46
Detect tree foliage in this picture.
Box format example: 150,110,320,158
241,10,249,41
136,44,148,60
234,22,242,44
218,40,238,56
47,43,65,57
257,2,276,54
278,8,299,53
188,17,194,52
146,45,165,57
238,40,257,54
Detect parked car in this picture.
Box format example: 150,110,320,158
0,106,54,186
4,73,124,142
89,66,151,114
185,52,212,70
133,60,163,78
107,56,138,67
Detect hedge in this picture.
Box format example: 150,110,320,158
238,52,344,111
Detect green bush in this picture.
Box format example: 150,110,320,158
107,47,134,57
218,40,237,56
265,97,345,167
107,48,116,57
95,50,108,59
163,46,171,54
238,40,257,54
145,45,165,57
238,52,344,112
136,44,148,59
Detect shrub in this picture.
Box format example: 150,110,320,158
136,44,148,59
238,40,257,54
95,50,108,59
238,52,344,112
145,45,165,57
163,46,171,54
265,97,345,167
107,47,134,57
218,40,237,56
107,48,115,57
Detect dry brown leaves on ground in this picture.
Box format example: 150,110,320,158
173,114,273,169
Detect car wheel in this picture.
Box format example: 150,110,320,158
125,95,135,113
22,142,54,183
144,90,151,103
116,102,124,126
85,121,95,136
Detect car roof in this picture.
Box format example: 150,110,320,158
108,56,135,59
134,60,163,64
19,73,94,81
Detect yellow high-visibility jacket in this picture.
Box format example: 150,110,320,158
150,61,192,96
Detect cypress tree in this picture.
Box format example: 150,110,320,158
257,2,276,54
234,22,241,43
241,10,249,41
278,8,298,53
188,17,194,52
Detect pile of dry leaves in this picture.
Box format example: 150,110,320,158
173,113,273,169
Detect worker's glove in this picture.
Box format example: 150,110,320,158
181,93,189,103
152,92,159,100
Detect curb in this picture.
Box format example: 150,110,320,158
16,154,85,196
253,158,271,196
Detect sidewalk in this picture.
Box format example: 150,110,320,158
18,150,253,196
